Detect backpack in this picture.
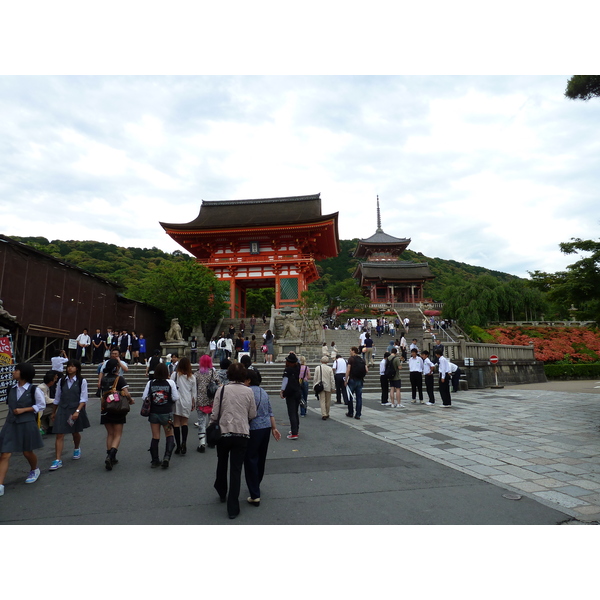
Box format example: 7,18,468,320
220,339,227,348
385,356,397,380
349,355,367,379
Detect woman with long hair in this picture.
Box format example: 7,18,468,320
211,362,256,519
264,329,274,365
280,353,302,440
194,354,218,453
141,362,179,468
171,356,196,455
100,358,134,470
298,355,310,418
0,363,46,496
50,359,90,471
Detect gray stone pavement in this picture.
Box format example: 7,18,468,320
337,380,600,522
2,379,598,525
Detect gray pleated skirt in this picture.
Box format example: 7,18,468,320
52,405,91,434
0,419,44,453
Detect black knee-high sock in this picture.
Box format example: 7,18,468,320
173,426,181,449
181,425,188,445
150,438,159,461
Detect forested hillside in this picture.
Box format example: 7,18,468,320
12,235,520,305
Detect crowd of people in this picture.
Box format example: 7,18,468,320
72,327,147,365
1,318,462,516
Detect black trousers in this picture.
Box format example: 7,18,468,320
424,374,435,403
410,371,423,401
244,427,271,500
286,394,301,435
334,373,348,403
439,376,452,406
451,368,462,393
379,374,389,404
214,435,249,517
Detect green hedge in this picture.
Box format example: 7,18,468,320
544,363,600,379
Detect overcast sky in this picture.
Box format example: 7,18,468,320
1,75,598,278
2,9,599,281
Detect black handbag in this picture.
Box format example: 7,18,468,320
313,366,324,396
206,387,225,448
207,370,219,400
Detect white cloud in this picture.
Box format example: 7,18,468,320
1,75,599,280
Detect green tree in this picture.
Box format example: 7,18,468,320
128,258,228,334
246,288,275,317
565,75,600,101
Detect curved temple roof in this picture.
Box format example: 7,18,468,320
160,194,335,231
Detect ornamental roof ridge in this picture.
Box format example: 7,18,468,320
359,260,430,267
201,194,320,207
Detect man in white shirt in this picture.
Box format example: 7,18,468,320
51,349,69,373
421,350,436,405
448,361,462,393
379,352,390,405
435,349,452,407
403,317,410,334
332,355,348,404
97,349,129,394
75,329,91,364
408,348,424,404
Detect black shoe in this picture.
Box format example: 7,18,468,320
181,443,187,455
345,412,353,418
354,416,361,420
197,445,206,453
151,459,161,468
335,401,342,404
174,447,181,455
105,455,112,471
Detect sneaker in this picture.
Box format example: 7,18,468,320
383,402,392,406
49,459,63,471
193,422,199,428
411,400,417,404
392,404,398,408
398,404,405,408
425,402,435,406
0,484,4,496
72,448,81,460
441,404,452,408
25,468,41,484
419,401,425,404
287,434,299,440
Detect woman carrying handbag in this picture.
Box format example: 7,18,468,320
210,362,256,520
100,358,134,470
194,354,218,453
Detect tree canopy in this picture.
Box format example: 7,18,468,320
565,75,600,101
128,258,228,332
529,237,600,323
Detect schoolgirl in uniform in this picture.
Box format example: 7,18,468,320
49,359,90,471
0,363,45,496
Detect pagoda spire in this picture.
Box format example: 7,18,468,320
376,195,383,233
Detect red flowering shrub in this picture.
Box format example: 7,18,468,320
484,326,600,364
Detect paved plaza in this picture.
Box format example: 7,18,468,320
1,378,598,525
333,379,600,522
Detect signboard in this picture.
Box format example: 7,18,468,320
0,336,14,403
464,357,474,367
489,355,499,364
68,339,78,350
